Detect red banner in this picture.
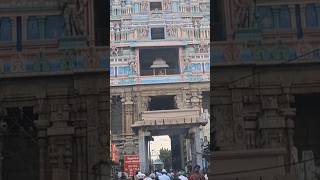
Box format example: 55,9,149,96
124,155,140,177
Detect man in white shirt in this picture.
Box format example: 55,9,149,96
178,171,188,180
158,169,170,180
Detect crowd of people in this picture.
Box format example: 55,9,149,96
114,165,208,180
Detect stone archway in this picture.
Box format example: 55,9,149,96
132,109,206,173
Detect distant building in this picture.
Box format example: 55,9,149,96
110,0,210,173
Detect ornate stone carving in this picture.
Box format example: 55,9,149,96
224,43,240,61
139,26,149,38
86,48,99,68
110,44,119,56
59,0,87,36
186,90,202,109
48,138,73,169
141,96,151,111
233,0,256,29
33,49,51,72
11,53,25,73
141,1,149,11
262,96,278,109
296,41,313,59
128,59,137,75
174,95,184,109
121,93,133,105
163,0,171,10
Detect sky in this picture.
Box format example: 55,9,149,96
150,135,171,160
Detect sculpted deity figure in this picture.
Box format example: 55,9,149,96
60,0,87,36
163,0,171,10
234,0,256,29
141,1,148,11
140,26,148,38
11,53,25,73
128,60,137,75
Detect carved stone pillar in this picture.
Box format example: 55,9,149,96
36,121,49,180
272,6,280,29
49,137,73,180
259,95,284,148
187,90,202,110
141,96,151,112
179,47,184,74
47,104,74,180
34,99,50,180
138,129,147,173
280,84,296,173
121,93,134,135
190,127,203,169
289,4,297,34
300,4,307,28
37,16,46,40
231,88,245,149
175,94,185,109
9,16,16,42
96,96,111,179
21,16,27,41
170,135,183,170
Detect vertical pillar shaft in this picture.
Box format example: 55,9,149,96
171,135,182,170
21,16,27,41
139,129,147,173
300,4,306,28
10,17,17,42
192,128,203,169
145,139,149,172
289,5,297,35
122,102,126,134
180,135,185,169
136,48,140,76
125,103,133,135
37,16,46,40
39,138,46,180
35,116,49,180
179,47,184,74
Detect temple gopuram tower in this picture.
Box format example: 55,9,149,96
0,0,109,180
110,0,210,173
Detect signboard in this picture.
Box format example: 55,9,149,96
111,144,119,163
124,155,140,177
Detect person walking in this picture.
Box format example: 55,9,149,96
189,165,205,180
171,170,180,180
158,169,170,180
150,173,156,180
119,172,128,180
137,172,146,180
178,170,188,180
144,173,153,180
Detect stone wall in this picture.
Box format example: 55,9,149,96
0,72,110,180
210,64,320,179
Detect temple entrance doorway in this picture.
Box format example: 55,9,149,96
150,136,171,171
133,120,205,173
1,106,39,180
294,94,320,165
